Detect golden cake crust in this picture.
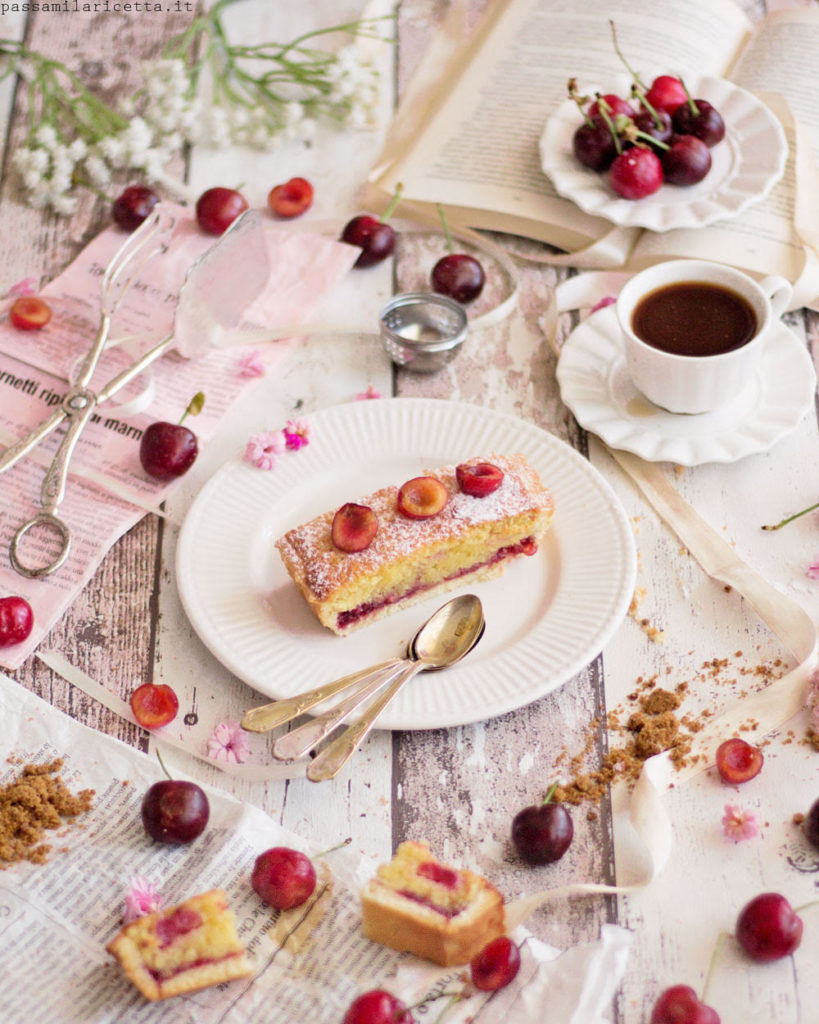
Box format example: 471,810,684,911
360,840,506,966
276,453,554,634
106,888,253,1001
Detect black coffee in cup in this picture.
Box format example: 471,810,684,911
631,282,758,357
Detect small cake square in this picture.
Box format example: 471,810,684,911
361,840,505,966
106,888,253,1001
275,453,554,635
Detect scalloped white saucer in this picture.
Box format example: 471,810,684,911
556,305,815,466
539,74,787,232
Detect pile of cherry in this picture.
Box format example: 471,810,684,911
570,71,725,200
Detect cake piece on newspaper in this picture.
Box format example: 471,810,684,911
360,840,506,966
106,889,253,1001
275,453,554,635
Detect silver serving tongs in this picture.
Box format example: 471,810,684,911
0,207,269,578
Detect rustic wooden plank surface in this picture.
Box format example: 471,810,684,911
1,2,818,1022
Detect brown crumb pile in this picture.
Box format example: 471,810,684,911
0,759,94,867
552,652,791,806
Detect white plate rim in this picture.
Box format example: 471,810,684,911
539,74,787,231
556,306,815,466
176,398,637,729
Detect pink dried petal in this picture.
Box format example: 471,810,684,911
807,560,819,580
721,803,758,842
7,276,37,298
355,384,381,400
244,430,285,470
206,721,250,764
124,876,163,923
237,350,265,378
283,417,310,450
590,295,617,313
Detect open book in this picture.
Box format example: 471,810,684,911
369,0,819,309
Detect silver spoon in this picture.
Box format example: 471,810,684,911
305,594,485,783
270,596,485,762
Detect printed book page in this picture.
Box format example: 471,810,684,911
0,675,632,1024
372,0,751,254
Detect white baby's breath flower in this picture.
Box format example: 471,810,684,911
83,153,111,187
68,138,87,161
34,124,58,149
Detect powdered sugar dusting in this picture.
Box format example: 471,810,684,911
276,454,554,601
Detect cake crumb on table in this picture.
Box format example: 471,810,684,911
0,758,95,867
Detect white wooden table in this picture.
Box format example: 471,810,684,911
1,2,818,1021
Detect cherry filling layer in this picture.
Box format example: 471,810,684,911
417,861,459,889
337,537,538,631
148,950,244,984
396,888,465,920
155,907,203,949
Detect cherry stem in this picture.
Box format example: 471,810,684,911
436,203,454,255
629,82,664,129
313,836,352,859
155,747,173,781
382,182,404,221
680,77,700,116
407,989,464,1016
609,19,646,90
701,930,727,1002
617,116,670,151
793,898,819,913
543,781,559,805
430,991,464,1024
179,391,205,426
761,500,819,530
595,97,622,154
567,77,594,127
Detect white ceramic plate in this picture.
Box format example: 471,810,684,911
539,75,787,231
556,306,815,466
176,398,636,729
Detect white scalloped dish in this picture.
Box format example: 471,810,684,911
176,399,636,730
556,306,815,466
539,74,787,232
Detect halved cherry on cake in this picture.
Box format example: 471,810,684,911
397,476,448,519
332,503,378,552
456,462,504,497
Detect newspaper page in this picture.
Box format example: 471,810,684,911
0,674,632,1024
0,205,358,670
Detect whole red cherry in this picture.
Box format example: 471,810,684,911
195,186,249,235
645,76,688,115
610,147,663,199
342,989,413,1024
139,393,203,482
251,846,317,910
736,892,803,962
112,184,159,231
341,214,396,268
512,786,573,864
650,984,720,1024
141,780,210,844
470,936,521,991
0,596,34,647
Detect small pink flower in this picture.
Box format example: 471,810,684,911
355,384,381,400
807,560,819,580
283,418,310,451
206,721,250,764
244,429,285,470
721,803,758,842
590,295,617,314
6,276,37,298
237,350,265,378
124,876,163,923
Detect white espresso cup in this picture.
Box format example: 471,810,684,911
616,260,792,414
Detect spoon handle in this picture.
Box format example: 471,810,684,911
272,660,408,761
307,663,423,782
241,658,402,733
